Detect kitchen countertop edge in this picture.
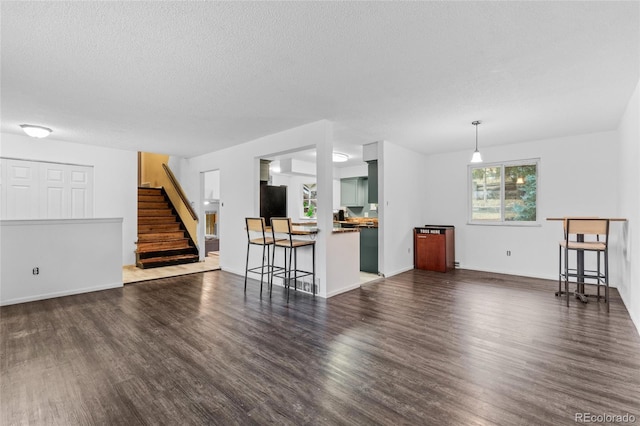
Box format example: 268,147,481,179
332,228,360,234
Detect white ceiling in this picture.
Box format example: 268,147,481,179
1,2,638,159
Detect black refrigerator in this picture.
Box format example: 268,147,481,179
260,184,287,225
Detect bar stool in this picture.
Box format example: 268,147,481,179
270,217,316,302
558,218,610,312
244,217,278,295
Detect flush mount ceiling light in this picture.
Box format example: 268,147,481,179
269,160,281,173
470,120,483,163
332,152,349,163
20,124,52,138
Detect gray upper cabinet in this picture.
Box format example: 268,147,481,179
340,177,367,207
367,160,378,204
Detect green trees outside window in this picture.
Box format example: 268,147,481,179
470,161,538,224
302,183,317,218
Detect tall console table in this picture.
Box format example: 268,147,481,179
547,217,626,303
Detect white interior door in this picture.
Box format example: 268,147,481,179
6,159,39,219
69,166,93,218
40,162,67,218
0,158,94,220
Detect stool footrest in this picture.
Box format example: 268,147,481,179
273,269,313,280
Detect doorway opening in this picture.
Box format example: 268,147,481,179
202,170,220,261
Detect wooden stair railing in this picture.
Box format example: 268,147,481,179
162,163,198,221
158,163,199,249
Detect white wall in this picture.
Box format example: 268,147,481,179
204,169,220,200
0,218,123,305
326,231,361,297
0,133,138,265
333,179,340,210
616,79,640,332
179,120,360,298
337,164,368,179
423,131,620,280
380,141,428,277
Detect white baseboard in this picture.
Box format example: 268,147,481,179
326,282,361,298
382,265,414,278
458,264,619,289
617,286,640,336
0,281,123,306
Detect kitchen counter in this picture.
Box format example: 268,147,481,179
334,221,378,229
264,225,358,235
332,228,359,233
265,225,318,235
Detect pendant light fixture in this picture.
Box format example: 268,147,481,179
470,120,483,163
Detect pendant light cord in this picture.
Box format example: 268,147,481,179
472,120,481,151
475,123,478,151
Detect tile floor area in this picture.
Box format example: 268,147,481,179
124,252,380,288
360,271,382,285
123,253,220,284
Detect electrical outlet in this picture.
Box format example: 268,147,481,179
32,267,40,275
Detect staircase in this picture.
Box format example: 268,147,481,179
137,187,199,268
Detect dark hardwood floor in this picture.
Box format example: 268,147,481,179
2,269,639,425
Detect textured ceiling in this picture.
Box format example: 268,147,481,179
1,1,638,159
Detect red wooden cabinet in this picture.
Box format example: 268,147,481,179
414,226,455,272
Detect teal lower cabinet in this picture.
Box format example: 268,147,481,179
360,227,379,273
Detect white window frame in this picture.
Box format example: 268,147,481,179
468,158,540,226
302,182,317,219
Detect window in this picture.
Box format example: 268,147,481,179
302,183,317,218
469,159,539,224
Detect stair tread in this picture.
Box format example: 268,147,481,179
136,186,198,269
138,203,170,208
138,230,185,235
137,240,191,247
136,246,197,254
138,213,173,216
139,237,186,243
138,221,179,226
138,254,199,263
138,227,182,232
138,237,188,243
137,244,191,251
138,237,189,242
136,254,199,269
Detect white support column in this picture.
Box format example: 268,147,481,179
314,123,334,298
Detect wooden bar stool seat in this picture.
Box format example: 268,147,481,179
244,217,281,296
270,217,316,302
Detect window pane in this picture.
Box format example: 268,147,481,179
302,183,316,218
471,167,502,221
504,164,537,221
